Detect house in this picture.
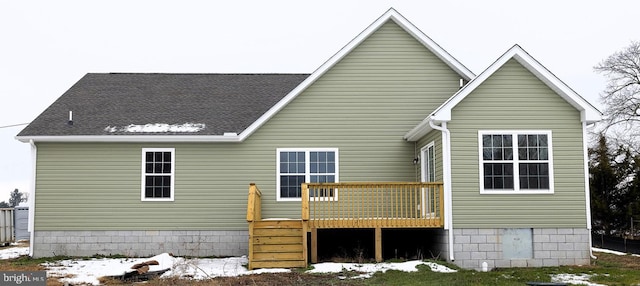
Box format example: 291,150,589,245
16,8,601,271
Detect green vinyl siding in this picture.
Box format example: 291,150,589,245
448,59,586,228
244,20,462,219
35,143,263,230
33,20,464,230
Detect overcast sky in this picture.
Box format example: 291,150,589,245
0,0,637,202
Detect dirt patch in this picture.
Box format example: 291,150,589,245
144,272,366,286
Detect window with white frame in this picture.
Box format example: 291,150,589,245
479,131,553,194
141,148,175,201
277,148,338,201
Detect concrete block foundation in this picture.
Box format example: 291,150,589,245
32,230,248,258
450,228,590,271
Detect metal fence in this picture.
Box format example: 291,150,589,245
0,208,15,245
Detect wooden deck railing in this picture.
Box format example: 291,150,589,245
302,182,444,229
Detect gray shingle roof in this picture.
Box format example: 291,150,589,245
18,73,309,137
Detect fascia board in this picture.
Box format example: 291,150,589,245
15,135,242,143
432,45,602,123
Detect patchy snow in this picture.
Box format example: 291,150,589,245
44,254,289,285
41,253,457,285
45,253,176,285
104,123,205,133
0,246,29,259
5,247,624,285
551,273,606,286
307,260,456,279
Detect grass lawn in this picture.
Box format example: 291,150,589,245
1,250,638,285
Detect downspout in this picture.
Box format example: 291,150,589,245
428,117,454,261
582,122,596,259
28,140,37,257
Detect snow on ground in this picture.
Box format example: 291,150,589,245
0,246,29,259
44,254,289,285
551,273,606,286
3,246,632,285
308,260,457,279
43,254,456,285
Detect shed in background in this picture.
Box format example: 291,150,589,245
14,203,29,241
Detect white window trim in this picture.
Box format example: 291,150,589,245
141,148,175,201
478,130,554,194
276,148,339,202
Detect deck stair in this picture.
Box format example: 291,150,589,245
248,219,306,269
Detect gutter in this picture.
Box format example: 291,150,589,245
428,117,455,261
582,122,597,259
16,134,243,143
28,140,36,257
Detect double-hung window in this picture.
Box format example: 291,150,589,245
276,148,339,201
141,148,175,201
479,131,553,194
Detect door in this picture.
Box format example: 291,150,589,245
420,142,436,217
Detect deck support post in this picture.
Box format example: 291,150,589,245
311,228,318,263
246,183,262,270
302,222,308,267
375,227,382,262
248,221,254,270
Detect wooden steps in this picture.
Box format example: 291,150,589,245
248,219,307,269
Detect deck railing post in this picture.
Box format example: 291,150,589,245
247,183,262,222
302,183,309,221
301,183,311,267
439,183,445,225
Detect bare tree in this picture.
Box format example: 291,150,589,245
9,189,27,207
594,41,640,150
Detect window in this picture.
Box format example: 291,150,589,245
141,148,175,201
277,148,339,201
479,131,553,194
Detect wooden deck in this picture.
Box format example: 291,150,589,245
246,182,444,269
